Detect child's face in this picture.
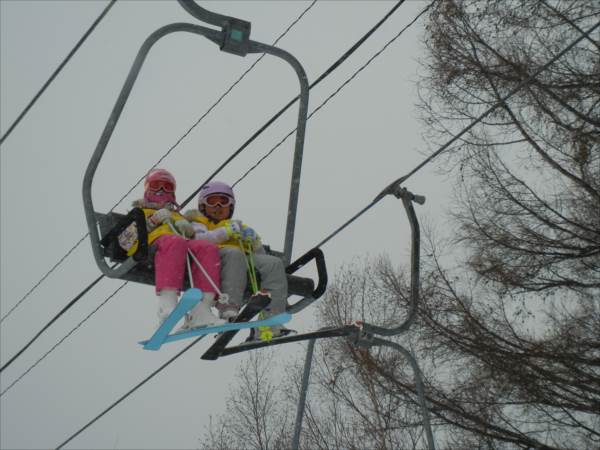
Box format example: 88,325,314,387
153,189,171,206
144,187,176,208
205,195,232,222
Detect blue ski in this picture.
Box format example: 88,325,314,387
143,288,202,351
140,312,292,347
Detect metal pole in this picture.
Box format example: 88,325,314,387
370,337,435,450
292,338,316,450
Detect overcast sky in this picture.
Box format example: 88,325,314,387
0,1,447,449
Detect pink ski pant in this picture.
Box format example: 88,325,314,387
153,235,221,295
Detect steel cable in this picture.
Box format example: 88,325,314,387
0,0,117,146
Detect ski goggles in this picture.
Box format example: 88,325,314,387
147,179,175,193
204,195,233,207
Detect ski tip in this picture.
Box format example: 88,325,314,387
142,341,162,351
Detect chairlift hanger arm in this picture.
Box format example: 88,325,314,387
177,0,235,28
360,184,425,337
177,0,251,56
358,335,436,450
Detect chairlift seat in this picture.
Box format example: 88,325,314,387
96,211,316,298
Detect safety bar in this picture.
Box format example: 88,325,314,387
286,248,328,314
83,9,309,279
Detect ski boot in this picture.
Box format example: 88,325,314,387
179,292,224,330
156,289,178,327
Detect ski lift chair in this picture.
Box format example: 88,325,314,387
84,1,327,310
96,209,327,305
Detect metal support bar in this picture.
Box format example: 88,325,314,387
368,336,436,450
288,327,436,450
292,339,316,450
247,43,309,265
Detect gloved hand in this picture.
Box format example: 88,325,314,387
150,208,172,225
242,226,257,241
224,220,242,238
118,223,138,251
175,219,195,238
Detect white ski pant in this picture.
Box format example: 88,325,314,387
219,247,288,316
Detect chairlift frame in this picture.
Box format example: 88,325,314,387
82,0,325,305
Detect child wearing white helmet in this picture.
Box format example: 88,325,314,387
118,169,223,330
185,180,295,341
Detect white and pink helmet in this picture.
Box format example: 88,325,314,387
143,168,177,206
198,181,235,216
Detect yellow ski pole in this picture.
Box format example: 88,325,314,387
237,236,273,341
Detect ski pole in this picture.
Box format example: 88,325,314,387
168,217,227,303
186,249,229,304
237,236,273,341
186,252,195,289
237,237,259,294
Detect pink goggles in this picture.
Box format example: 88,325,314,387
147,179,175,193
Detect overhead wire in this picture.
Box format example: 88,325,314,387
301,19,600,252
0,274,104,374
0,0,318,326
54,10,600,450
55,332,208,450
0,0,117,147
1,281,127,397
0,233,89,324
383,18,600,189
180,0,409,208
233,0,432,187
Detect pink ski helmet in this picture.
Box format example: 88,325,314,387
144,168,177,206
198,181,235,216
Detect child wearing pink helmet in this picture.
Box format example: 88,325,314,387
185,181,295,341
118,169,223,330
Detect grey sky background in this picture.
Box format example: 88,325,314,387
0,1,449,449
